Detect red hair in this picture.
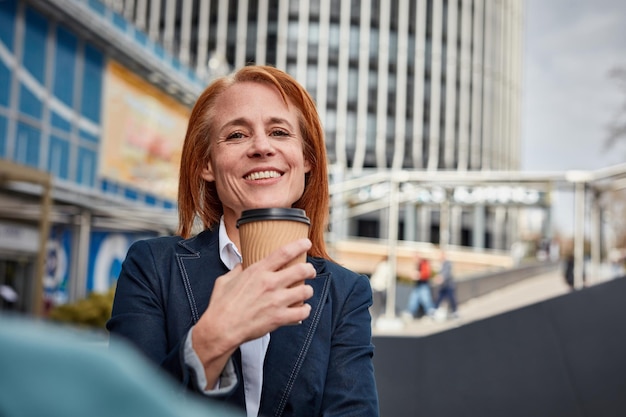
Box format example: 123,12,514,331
177,65,330,259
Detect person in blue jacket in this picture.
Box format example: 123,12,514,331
0,314,244,417
107,65,379,417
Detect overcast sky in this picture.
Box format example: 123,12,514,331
522,0,626,171
521,0,626,236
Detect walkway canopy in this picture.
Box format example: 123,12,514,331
328,163,626,316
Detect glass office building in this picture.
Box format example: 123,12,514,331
105,0,523,172
101,0,524,247
0,0,525,312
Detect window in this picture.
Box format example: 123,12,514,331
53,27,78,107
15,122,41,168
18,83,43,119
22,8,47,84
0,60,10,107
48,135,70,180
80,45,104,124
77,147,96,187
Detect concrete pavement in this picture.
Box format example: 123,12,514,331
372,266,589,337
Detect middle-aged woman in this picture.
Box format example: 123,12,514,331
107,65,379,417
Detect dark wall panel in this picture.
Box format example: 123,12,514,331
373,277,626,417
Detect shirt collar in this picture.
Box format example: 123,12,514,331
218,216,242,270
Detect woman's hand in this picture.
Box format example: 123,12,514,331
191,238,316,388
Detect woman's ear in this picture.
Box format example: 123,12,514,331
201,161,215,182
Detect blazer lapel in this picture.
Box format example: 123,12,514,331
175,228,227,323
259,263,331,416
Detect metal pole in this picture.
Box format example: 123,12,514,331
590,189,602,282
0,160,53,317
473,204,486,249
384,175,400,318
573,181,586,289
70,210,92,302
34,177,52,317
439,195,450,248
377,172,405,331
329,164,347,245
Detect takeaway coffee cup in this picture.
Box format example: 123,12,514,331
236,208,311,270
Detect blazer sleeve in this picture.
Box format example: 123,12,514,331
322,272,380,416
106,239,194,390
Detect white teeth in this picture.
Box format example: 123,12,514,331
245,171,281,180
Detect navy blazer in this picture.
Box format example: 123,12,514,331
107,227,379,416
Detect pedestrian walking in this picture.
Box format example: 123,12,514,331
403,254,436,320
434,250,459,321
563,253,575,290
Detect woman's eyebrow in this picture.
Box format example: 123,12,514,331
266,116,294,129
221,116,292,127
220,117,250,129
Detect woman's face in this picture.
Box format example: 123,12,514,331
202,81,311,224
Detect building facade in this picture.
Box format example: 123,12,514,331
0,0,197,313
0,0,526,313
101,0,524,247
104,0,523,172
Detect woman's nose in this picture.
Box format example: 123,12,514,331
248,134,275,157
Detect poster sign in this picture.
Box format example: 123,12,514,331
87,231,155,293
100,61,191,199
44,226,72,305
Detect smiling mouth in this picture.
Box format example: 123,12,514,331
244,170,282,181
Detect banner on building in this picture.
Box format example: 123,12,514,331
100,61,190,199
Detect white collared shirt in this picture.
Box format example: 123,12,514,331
184,218,270,417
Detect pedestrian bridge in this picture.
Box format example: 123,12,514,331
329,237,515,280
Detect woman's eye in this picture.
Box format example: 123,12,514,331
226,131,246,140
271,129,291,137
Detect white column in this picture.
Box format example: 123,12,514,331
384,175,400,318
163,0,177,54
498,2,509,169
495,1,506,169
315,0,331,123
418,205,431,243
295,0,310,85
494,206,506,250
450,205,463,246
195,0,211,77
469,0,484,170
353,0,372,174
507,1,522,170
427,0,443,171
234,0,249,69
574,181,587,289
443,0,458,169
275,0,289,70
334,0,352,169
404,203,417,242
123,0,135,21
179,0,193,65
147,0,162,43
590,193,602,282
70,211,91,301
135,0,147,31
375,1,391,169
456,0,472,171
391,0,410,170
255,0,269,65
481,0,493,170
440,199,451,248
473,204,486,249
215,0,229,59
411,0,427,169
